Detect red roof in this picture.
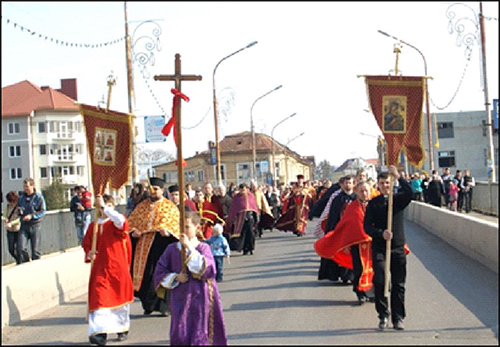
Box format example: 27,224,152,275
2,80,79,117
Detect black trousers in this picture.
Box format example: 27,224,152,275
350,245,365,298
7,231,20,264
372,246,406,322
462,190,473,213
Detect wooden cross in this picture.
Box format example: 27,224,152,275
154,54,202,268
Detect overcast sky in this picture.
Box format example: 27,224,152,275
2,1,498,166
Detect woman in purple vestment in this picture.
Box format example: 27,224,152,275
154,212,227,345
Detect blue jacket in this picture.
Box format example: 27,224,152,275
205,235,230,257
18,191,46,224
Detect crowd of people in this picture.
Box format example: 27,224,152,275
1,166,480,344
407,167,476,213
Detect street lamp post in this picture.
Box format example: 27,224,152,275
271,112,297,185
378,30,434,172
213,41,258,186
359,131,387,169
250,85,282,183
284,132,305,185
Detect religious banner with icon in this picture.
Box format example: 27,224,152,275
365,76,426,168
79,103,132,195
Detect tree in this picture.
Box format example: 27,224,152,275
42,176,68,211
315,160,336,181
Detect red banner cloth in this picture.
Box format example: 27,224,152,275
79,104,132,195
365,76,426,167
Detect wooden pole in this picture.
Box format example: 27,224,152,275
154,54,202,272
87,186,102,322
384,174,395,298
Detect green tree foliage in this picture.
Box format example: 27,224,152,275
314,160,336,180
42,177,69,211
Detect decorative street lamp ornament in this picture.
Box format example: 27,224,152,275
131,20,162,79
217,87,236,125
446,3,479,61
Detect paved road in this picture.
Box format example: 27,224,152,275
2,218,498,345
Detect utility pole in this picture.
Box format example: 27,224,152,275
479,2,496,182
124,2,137,184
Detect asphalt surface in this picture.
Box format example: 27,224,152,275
1,216,498,345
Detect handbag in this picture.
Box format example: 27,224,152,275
6,204,21,232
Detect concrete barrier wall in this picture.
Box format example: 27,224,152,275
472,181,498,216
2,247,90,328
405,201,498,274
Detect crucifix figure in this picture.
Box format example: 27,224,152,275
154,53,202,268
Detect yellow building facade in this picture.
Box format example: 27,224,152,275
154,131,314,188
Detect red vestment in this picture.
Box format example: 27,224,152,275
83,218,134,312
314,199,374,292
276,186,312,235
195,200,224,240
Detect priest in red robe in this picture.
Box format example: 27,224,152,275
314,181,375,304
275,174,313,236
193,188,225,240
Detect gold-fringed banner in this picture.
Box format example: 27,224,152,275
79,104,132,195
365,76,426,168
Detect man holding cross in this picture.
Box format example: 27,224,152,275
363,165,412,331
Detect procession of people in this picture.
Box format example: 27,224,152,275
76,164,419,345
3,162,479,345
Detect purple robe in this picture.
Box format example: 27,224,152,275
225,191,259,237
154,242,227,345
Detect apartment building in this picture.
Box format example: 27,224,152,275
2,79,90,202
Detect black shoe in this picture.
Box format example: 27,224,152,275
243,251,248,255
144,309,152,315
249,250,253,255
117,331,128,341
89,333,107,346
357,296,367,305
393,319,405,330
378,317,389,330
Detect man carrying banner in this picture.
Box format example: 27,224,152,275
363,73,426,330
128,177,181,316
83,194,133,346
364,166,412,330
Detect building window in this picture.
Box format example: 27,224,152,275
77,166,85,176
8,123,20,134
438,150,456,168
184,170,195,182
49,121,57,133
38,122,46,133
166,171,178,183
9,146,21,157
39,145,47,155
40,167,48,178
198,170,204,182
237,163,250,180
437,122,454,139
212,164,226,181
10,168,22,180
